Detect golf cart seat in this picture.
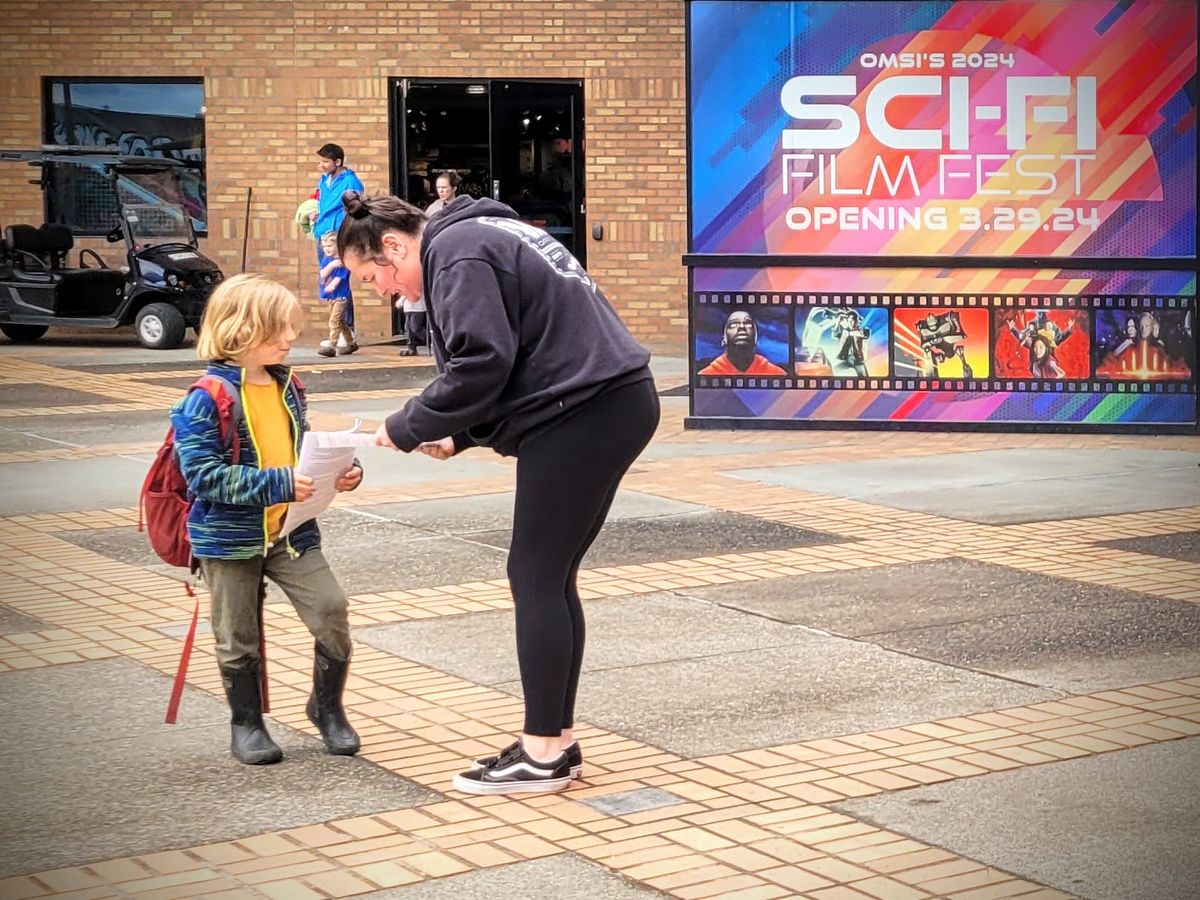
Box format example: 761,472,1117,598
3,224,125,316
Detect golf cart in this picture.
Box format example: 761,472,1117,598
0,146,223,349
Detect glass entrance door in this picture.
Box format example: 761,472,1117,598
392,79,585,241
396,80,491,212
488,80,584,261
391,78,586,335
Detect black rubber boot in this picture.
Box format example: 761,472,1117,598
306,643,360,756
220,662,283,765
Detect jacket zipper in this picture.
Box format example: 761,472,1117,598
281,368,301,559
238,369,272,556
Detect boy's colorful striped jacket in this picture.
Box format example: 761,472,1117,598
170,361,319,559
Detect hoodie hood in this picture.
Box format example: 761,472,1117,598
387,195,652,457
421,196,519,255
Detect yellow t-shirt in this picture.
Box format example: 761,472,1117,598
243,381,295,540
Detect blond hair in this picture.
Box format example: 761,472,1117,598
195,274,302,361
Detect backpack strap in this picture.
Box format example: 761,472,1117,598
161,374,245,725
164,589,200,724
194,374,243,462
286,371,307,425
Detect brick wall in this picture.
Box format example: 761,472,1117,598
0,1,687,350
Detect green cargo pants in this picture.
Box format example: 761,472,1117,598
199,543,351,669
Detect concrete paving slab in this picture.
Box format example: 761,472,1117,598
1100,530,1200,564
511,638,1054,758
364,490,707,536
730,449,1200,524
687,557,1165,633
0,426,78,453
0,409,171,446
365,855,663,899
0,659,439,876
307,397,421,423
325,534,508,595
60,518,509,597
468,510,836,568
0,456,148,514
0,383,115,408
360,594,812,685
866,598,1200,695
0,603,49,635
834,739,1200,900
351,449,511,486
689,559,1200,694
0,656,213,744
59,526,185,575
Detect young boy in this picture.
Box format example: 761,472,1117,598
318,231,356,357
172,273,363,764
396,293,427,356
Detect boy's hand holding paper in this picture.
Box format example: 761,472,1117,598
280,420,375,538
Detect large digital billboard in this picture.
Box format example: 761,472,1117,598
687,0,1197,430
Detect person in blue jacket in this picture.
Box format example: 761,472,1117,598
311,143,364,355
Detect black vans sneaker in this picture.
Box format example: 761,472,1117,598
452,742,572,795
471,740,583,779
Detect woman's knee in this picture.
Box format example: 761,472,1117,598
507,552,570,600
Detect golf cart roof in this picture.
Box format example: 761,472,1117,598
0,146,190,171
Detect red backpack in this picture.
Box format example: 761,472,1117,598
138,374,242,724
139,375,242,569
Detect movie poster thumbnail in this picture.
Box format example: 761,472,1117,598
1092,308,1195,381
992,309,1090,380
695,304,790,377
793,306,889,378
893,308,990,379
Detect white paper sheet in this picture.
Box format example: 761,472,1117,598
278,419,373,539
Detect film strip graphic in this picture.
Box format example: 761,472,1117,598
693,293,1197,394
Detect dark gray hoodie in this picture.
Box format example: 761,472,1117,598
385,197,652,456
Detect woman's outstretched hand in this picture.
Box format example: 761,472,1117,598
373,424,453,460
415,437,455,460
374,423,398,449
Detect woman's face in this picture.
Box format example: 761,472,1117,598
436,176,457,201
342,231,423,300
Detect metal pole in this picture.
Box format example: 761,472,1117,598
240,186,252,272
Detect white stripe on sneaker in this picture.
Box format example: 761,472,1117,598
452,771,571,795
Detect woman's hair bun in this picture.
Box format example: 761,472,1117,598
342,190,370,219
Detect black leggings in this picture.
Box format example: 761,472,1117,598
508,378,660,736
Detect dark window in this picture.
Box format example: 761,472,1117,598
43,78,207,234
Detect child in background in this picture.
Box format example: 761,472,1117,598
396,293,427,356
171,274,364,764
318,231,357,357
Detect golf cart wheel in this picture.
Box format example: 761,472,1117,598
136,303,187,350
0,324,49,343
